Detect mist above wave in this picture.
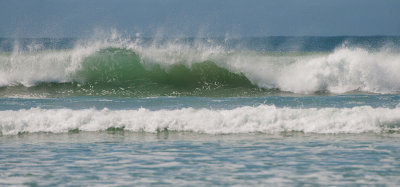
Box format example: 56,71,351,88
0,34,399,95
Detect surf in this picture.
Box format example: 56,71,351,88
1,105,400,135
1,36,400,97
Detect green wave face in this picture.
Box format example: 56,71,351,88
1,48,268,97
79,48,254,87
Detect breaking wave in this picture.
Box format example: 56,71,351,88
1,105,400,135
1,36,400,96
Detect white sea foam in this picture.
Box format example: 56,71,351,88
0,34,131,87
1,105,399,135
0,46,95,87
275,48,400,93
1,35,400,94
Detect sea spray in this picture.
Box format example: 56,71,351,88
1,36,400,96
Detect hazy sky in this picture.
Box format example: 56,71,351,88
1,0,400,37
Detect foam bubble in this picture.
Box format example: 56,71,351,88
1,105,399,135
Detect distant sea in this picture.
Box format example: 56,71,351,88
1,36,400,186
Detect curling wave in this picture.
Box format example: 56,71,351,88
1,37,400,96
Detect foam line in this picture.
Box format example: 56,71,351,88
1,105,399,135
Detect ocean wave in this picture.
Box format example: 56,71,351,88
1,105,400,135
0,37,400,96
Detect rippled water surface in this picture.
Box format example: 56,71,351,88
1,132,400,186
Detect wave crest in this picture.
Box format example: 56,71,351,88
1,37,400,96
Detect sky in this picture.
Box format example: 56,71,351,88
0,0,400,38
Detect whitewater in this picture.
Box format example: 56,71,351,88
1,105,400,135
1,35,400,186
1,36,400,96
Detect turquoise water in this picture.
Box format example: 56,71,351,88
1,95,399,110
1,36,400,186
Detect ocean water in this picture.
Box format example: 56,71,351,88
1,35,400,186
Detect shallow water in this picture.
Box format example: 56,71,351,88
1,132,399,186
